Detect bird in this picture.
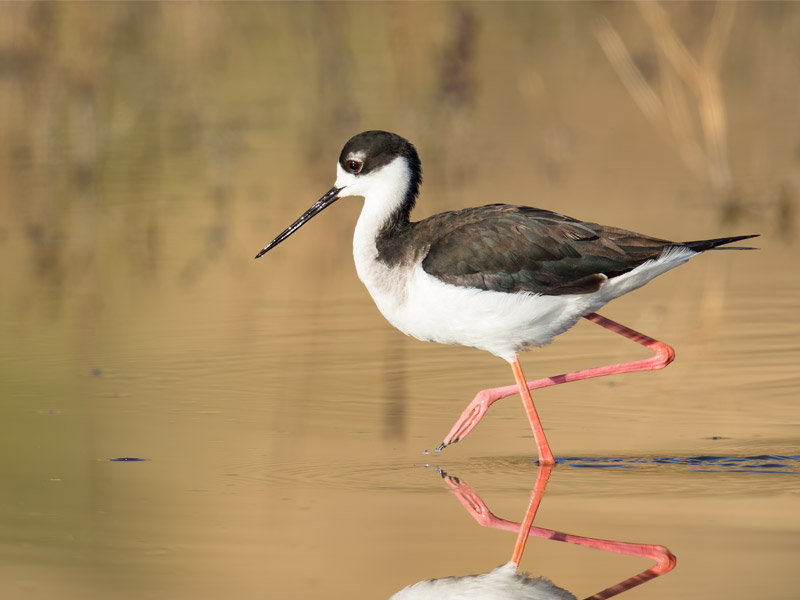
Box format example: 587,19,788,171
255,130,757,465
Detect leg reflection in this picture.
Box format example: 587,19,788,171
444,467,676,600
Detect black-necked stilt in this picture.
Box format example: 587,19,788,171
255,131,757,465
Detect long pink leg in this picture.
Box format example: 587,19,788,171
445,472,677,599
511,356,556,466
438,312,676,451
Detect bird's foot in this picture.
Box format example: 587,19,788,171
439,391,495,449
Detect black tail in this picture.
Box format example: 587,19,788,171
684,234,760,252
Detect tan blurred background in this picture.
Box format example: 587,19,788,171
0,2,798,599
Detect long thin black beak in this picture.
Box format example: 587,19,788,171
254,185,342,259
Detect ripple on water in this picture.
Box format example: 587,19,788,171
546,453,800,498
561,454,800,474
226,457,441,493
220,453,800,497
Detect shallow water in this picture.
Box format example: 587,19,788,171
1,3,799,599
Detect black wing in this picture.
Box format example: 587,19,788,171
418,205,675,295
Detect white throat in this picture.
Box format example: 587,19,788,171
334,156,413,237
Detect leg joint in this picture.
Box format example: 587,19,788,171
653,342,676,369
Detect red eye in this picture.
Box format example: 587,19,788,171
347,160,363,173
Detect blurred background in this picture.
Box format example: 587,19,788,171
0,2,798,599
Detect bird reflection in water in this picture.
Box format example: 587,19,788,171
390,466,675,600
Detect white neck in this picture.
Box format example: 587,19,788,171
333,157,411,272
333,156,415,313
335,157,412,241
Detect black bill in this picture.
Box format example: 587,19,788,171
254,185,342,259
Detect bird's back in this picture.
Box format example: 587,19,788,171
408,204,675,296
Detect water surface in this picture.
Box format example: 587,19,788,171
1,3,799,599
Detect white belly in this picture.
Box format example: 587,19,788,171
353,249,598,361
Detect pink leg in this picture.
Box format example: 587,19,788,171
511,356,556,466
445,472,677,599
438,312,676,451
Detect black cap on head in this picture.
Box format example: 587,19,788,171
339,131,422,185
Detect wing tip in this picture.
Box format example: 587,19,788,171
684,234,760,252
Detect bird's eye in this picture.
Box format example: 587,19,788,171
346,160,363,173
